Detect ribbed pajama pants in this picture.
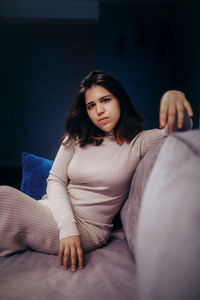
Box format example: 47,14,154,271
0,186,103,256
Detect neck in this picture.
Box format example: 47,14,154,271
105,130,114,136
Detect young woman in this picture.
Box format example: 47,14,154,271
0,70,193,273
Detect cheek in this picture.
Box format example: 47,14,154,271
114,103,121,120
87,111,96,124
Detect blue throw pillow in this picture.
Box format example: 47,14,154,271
21,152,53,200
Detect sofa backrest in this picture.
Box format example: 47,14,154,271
120,136,167,254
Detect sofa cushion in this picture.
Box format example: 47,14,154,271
0,229,137,300
21,152,53,200
120,136,167,256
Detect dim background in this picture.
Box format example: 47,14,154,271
0,0,200,187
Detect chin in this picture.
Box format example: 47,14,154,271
102,127,113,133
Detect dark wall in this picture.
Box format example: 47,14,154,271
1,0,200,170
172,0,200,129
98,3,175,129
98,1,200,130
1,19,98,166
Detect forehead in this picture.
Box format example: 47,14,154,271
85,85,112,103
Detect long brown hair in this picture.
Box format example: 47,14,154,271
62,70,144,147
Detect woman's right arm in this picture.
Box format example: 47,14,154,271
46,138,84,271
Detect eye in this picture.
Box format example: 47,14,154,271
102,98,111,103
87,103,95,110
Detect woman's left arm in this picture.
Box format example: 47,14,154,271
159,90,194,133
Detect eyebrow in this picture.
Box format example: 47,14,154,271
86,94,112,106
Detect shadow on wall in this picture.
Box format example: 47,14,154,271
98,1,200,130
1,19,99,167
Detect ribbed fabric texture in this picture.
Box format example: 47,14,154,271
0,186,59,256
0,114,193,256
41,128,167,244
0,128,167,256
0,186,105,256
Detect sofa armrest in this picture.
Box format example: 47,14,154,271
135,129,200,300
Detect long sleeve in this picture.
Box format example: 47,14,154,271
46,139,80,240
139,112,193,159
138,128,167,160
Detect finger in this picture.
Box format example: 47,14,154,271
159,98,168,128
70,246,77,272
77,246,84,269
167,104,176,133
183,99,194,117
175,102,185,129
63,249,70,270
59,247,64,265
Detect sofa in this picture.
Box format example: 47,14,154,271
0,128,200,300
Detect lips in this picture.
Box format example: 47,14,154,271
99,117,109,122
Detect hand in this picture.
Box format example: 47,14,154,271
159,90,193,133
59,235,84,272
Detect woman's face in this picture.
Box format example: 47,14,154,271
85,85,121,133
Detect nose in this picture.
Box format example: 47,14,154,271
96,103,104,115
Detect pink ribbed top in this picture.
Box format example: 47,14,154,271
40,128,167,242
